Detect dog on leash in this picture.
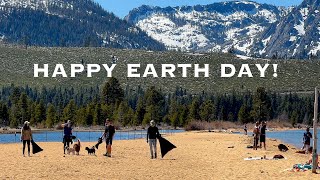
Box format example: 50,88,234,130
65,146,76,155
85,146,96,155
73,139,81,155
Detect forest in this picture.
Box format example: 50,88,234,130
0,77,316,129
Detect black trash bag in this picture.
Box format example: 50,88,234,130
157,136,176,158
31,140,43,154
95,137,103,149
278,144,289,152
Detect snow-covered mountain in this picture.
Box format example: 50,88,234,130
251,0,320,59
126,1,288,54
0,0,165,50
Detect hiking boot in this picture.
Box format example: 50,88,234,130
103,153,108,157
108,154,112,157
154,153,157,159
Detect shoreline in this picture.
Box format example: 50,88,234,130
0,131,318,179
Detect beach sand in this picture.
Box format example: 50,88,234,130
0,132,319,180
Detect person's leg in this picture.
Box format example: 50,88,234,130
154,139,157,158
305,144,310,154
149,139,154,159
107,139,112,157
63,137,67,154
23,140,26,156
27,140,31,156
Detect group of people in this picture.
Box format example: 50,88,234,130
251,121,267,150
62,118,116,157
21,118,160,159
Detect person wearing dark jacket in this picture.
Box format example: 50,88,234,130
101,119,115,157
62,120,73,154
303,127,312,154
147,120,160,159
21,121,33,157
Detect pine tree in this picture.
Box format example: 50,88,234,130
102,77,124,105
250,87,271,122
238,104,251,124
17,93,29,125
188,97,200,121
62,100,77,123
46,104,56,128
133,97,145,126
199,100,215,122
34,100,46,124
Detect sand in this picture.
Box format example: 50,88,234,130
0,132,319,180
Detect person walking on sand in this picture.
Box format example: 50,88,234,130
303,127,312,154
101,119,115,157
253,122,260,150
62,120,73,154
244,124,247,135
21,121,32,157
147,120,160,159
259,121,267,150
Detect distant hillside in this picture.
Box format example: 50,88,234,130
126,0,320,59
0,45,320,93
251,0,320,59
126,1,287,54
0,0,165,50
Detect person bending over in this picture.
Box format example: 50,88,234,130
62,120,73,154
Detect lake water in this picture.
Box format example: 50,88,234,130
0,129,184,144
267,129,320,150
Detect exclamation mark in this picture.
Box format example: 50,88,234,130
273,64,278,77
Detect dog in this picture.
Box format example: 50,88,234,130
278,144,289,152
65,146,75,155
85,146,96,155
73,139,81,155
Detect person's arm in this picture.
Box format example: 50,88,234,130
156,127,160,137
20,129,23,141
146,128,149,143
30,129,33,140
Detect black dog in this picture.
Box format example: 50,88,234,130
278,144,289,152
85,146,96,155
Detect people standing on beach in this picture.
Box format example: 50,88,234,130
253,122,260,150
259,121,267,150
21,121,32,157
146,120,160,159
303,127,312,154
244,124,247,135
62,120,73,154
101,119,115,157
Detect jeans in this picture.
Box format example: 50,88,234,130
149,139,157,158
23,140,30,155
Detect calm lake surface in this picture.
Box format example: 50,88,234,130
267,129,320,150
0,129,184,143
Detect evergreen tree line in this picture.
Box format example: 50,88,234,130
0,79,316,129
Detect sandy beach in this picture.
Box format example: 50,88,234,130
0,132,319,180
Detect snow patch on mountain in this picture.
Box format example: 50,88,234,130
137,15,209,51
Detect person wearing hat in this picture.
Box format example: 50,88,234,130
21,121,32,157
146,120,160,159
62,120,73,154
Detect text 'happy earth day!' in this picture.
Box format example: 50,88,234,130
33,64,278,78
